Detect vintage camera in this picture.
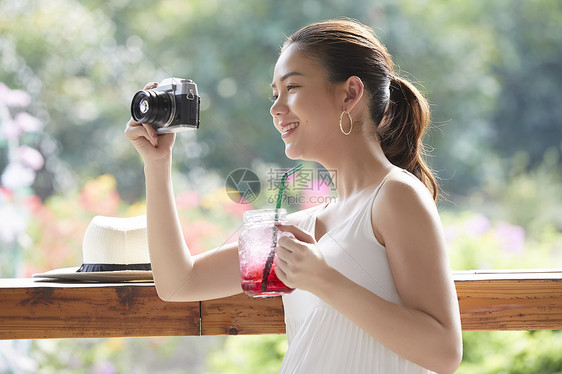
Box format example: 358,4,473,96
131,78,200,134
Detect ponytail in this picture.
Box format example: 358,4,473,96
377,76,438,200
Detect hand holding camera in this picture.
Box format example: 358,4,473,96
131,78,200,134
125,78,201,164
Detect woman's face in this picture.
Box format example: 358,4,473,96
270,44,343,160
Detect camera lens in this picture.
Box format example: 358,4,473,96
139,99,149,114
131,90,175,127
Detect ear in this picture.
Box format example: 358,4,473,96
342,76,364,112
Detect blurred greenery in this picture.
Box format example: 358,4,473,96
206,335,287,374
0,0,560,203
1,0,562,372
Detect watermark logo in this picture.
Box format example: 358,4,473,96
225,167,337,206
266,167,336,191
225,168,261,204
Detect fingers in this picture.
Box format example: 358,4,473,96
125,118,159,147
276,226,313,259
276,235,310,267
275,239,314,290
275,226,327,293
275,239,293,261
274,244,293,285
277,235,303,253
126,81,159,144
274,264,292,287
142,123,159,142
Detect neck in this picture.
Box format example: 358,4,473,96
319,131,395,201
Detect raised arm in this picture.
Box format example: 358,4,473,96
142,157,241,302
125,83,241,302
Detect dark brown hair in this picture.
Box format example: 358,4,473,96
284,19,438,200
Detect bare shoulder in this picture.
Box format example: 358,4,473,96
377,170,436,212
372,170,440,245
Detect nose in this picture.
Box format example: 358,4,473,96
270,96,288,118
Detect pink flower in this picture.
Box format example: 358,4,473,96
465,213,491,236
1,112,42,140
0,186,14,202
0,83,31,107
176,190,200,210
23,194,43,213
182,219,222,255
1,163,35,189
222,199,253,218
1,119,22,140
443,225,460,245
7,90,31,108
79,175,121,215
17,146,44,170
495,221,526,255
14,112,42,132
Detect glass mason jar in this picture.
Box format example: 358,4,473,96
238,209,294,297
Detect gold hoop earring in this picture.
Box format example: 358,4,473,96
339,111,353,135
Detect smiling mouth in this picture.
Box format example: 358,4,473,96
281,122,299,134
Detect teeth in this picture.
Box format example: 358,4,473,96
282,122,299,133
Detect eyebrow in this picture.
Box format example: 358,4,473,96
270,71,304,88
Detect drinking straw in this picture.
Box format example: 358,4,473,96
261,164,304,291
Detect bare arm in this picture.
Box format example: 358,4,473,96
366,176,462,372
275,175,462,374
143,159,242,302
125,88,241,302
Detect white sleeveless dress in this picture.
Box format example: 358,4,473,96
280,172,435,373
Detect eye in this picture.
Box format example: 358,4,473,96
269,84,299,102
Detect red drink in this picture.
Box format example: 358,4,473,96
241,260,290,296
238,209,294,297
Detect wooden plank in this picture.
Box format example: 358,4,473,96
0,279,200,340
456,277,562,331
2,272,562,339
201,293,285,335
199,273,562,334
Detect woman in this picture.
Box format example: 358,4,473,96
126,19,462,374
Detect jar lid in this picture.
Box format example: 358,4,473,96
243,208,287,225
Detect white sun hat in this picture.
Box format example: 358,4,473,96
33,215,153,282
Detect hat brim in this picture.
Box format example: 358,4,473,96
33,267,153,282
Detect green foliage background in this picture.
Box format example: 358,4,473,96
1,0,562,373
2,0,561,205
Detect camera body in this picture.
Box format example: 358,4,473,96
131,78,200,134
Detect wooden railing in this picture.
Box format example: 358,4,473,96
1,271,562,340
